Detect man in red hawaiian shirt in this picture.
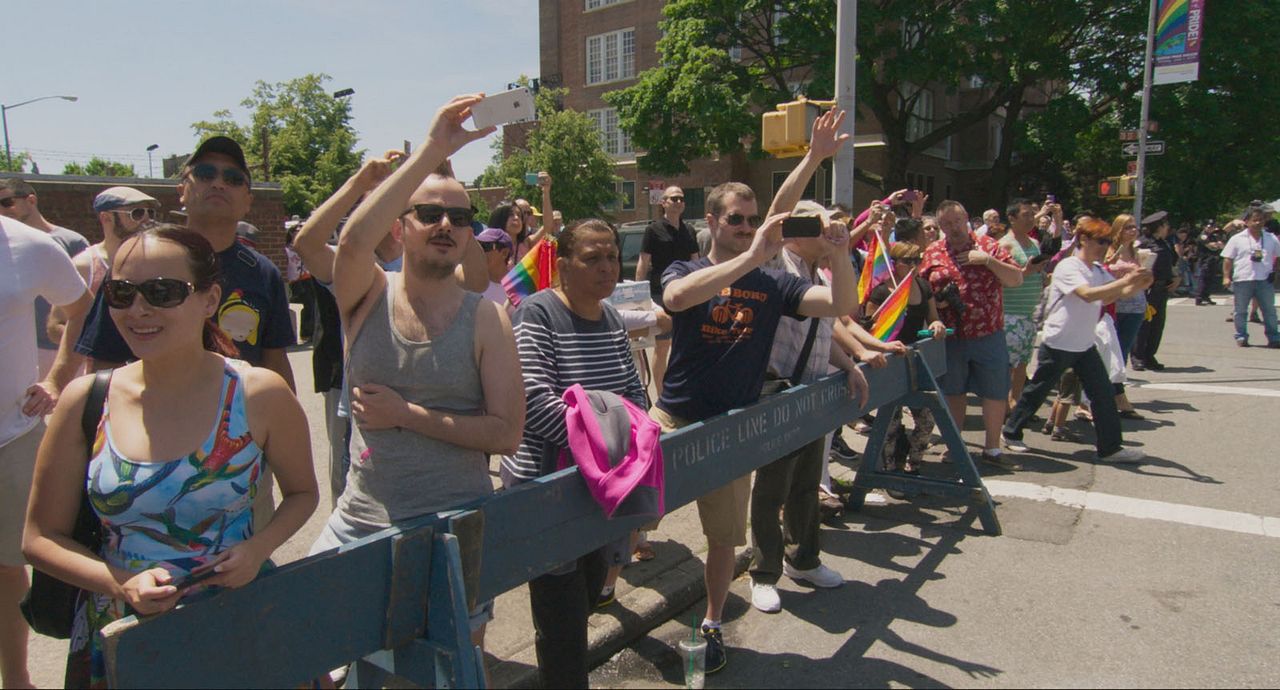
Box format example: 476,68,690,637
921,200,1025,468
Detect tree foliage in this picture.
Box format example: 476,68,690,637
0,151,31,173
192,73,362,216
476,85,619,222
63,157,136,177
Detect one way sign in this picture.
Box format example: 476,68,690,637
1122,140,1165,157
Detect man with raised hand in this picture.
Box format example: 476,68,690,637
316,95,524,654
654,117,859,671
747,108,870,617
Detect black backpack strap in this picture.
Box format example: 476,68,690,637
81,370,113,445
788,316,822,384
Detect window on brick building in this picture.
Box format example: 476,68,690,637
903,85,934,143
586,28,636,85
588,108,634,157
585,0,629,10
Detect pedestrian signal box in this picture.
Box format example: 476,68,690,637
1098,175,1136,200
762,98,835,158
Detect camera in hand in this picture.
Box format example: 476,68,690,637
938,283,966,317
1252,249,1264,262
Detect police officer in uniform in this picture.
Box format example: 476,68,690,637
1133,210,1178,371
1195,222,1226,305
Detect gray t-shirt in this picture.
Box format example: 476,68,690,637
34,225,89,350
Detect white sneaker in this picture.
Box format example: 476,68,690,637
750,580,782,613
783,562,843,588
1098,447,1145,464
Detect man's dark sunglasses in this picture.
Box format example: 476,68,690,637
724,213,763,228
115,207,159,222
478,240,509,252
401,204,474,226
190,162,248,187
0,194,29,208
666,196,685,203
102,278,196,310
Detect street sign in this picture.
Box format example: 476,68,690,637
1122,140,1165,157
1119,122,1159,141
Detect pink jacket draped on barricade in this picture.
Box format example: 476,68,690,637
558,384,665,519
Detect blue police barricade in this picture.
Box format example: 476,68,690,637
101,337,998,688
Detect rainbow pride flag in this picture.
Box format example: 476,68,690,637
856,230,893,304
502,238,558,307
869,268,913,342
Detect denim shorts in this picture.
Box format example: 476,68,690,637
310,511,494,632
940,330,1012,401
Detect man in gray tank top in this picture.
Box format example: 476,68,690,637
310,95,526,652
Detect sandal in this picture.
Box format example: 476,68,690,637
1118,409,1145,420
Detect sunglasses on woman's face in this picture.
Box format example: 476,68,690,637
103,278,196,309
115,207,159,222
401,204,474,227
189,162,248,187
723,213,762,228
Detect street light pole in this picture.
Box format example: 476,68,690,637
146,144,159,178
1,95,78,170
831,0,857,208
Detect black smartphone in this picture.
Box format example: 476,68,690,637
782,215,822,238
173,567,219,591
1029,254,1051,264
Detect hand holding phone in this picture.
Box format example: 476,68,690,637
782,215,823,238
470,87,536,129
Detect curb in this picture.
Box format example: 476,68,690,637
493,549,755,689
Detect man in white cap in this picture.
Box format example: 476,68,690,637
47,187,160,365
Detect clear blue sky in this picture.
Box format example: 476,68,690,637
1,0,539,184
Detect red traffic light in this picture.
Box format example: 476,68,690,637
1098,179,1117,198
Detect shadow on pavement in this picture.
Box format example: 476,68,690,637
1109,454,1221,484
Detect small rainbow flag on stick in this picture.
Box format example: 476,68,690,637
856,230,894,304
502,238,558,307
868,268,914,342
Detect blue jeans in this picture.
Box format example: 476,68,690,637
1113,312,1145,364
1232,279,1279,344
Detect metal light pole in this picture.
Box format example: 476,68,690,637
146,144,159,178
2,95,78,170
1134,0,1158,221
831,0,857,208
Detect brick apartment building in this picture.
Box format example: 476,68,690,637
516,0,1019,223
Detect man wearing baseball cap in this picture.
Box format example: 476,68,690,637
76,136,296,387
476,227,515,310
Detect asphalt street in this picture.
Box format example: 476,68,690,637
590,294,1280,688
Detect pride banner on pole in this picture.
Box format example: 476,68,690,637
1152,0,1205,85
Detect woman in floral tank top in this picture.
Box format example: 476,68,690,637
23,226,317,687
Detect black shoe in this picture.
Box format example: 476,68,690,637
1131,360,1147,371
1251,314,1263,324
1195,299,1215,306
1147,360,1166,371
830,434,859,462
594,588,616,609
701,624,727,674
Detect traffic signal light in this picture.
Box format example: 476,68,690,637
1098,175,1137,199
762,97,835,158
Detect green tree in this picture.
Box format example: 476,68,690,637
605,0,1144,207
0,151,31,173
476,86,619,222
192,73,363,216
63,157,137,177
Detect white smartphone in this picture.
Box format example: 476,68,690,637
470,87,536,129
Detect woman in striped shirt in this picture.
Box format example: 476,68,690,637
505,219,647,688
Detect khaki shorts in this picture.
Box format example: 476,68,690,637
649,406,751,547
0,421,45,566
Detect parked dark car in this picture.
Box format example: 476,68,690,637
618,221,648,282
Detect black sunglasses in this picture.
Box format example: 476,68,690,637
401,204,474,227
190,162,248,187
0,195,28,208
103,278,197,310
479,240,509,252
114,207,159,222
724,213,763,228
666,196,685,203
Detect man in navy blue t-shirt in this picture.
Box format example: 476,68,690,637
653,180,858,673
76,136,295,387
